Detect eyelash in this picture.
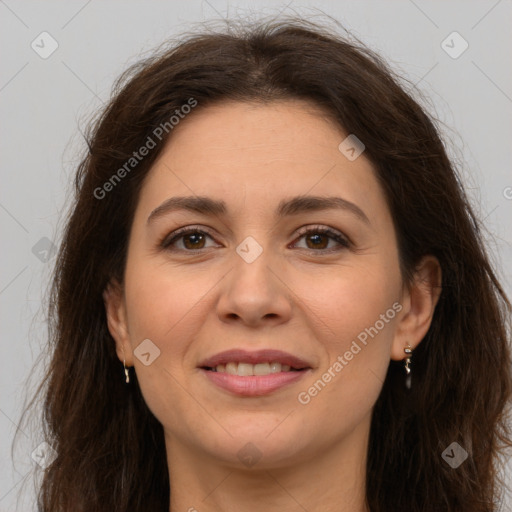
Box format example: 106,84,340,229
160,225,350,254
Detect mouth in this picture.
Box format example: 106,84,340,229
199,348,312,374
198,349,312,396
203,361,306,375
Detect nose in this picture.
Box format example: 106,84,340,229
215,245,292,328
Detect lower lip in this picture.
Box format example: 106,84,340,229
200,368,310,396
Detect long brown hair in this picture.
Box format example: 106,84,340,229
18,16,512,512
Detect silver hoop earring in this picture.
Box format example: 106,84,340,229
404,343,412,389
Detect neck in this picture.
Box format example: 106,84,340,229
166,415,371,512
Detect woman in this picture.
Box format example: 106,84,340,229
25,16,511,512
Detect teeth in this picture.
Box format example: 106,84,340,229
213,361,294,376
254,363,270,375
237,363,254,376
225,362,238,375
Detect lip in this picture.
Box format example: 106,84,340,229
200,367,312,396
198,349,312,370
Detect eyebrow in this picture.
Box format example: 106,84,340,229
146,195,371,225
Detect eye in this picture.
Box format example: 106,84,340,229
291,225,350,252
160,226,218,252
160,225,350,253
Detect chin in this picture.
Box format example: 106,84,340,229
194,423,314,469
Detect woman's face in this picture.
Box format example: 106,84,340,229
105,100,429,469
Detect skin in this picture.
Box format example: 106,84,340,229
104,100,441,512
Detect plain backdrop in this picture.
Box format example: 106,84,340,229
1,1,511,510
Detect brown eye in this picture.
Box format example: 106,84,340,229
161,225,350,254
293,227,350,252
304,232,329,250
161,227,217,252
181,232,207,250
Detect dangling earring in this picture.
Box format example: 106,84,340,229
123,358,130,384
403,343,412,389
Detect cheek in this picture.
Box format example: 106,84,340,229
124,253,207,341
122,260,207,425
298,259,400,346
294,261,400,414
122,257,203,382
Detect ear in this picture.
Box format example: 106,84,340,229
103,279,134,366
391,255,442,361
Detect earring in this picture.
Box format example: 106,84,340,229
123,358,130,384
404,343,412,389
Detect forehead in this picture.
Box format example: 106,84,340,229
160,99,351,169
136,100,387,223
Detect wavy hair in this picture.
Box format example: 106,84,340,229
18,16,512,512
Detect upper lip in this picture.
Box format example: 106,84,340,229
199,349,312,370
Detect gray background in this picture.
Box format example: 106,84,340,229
1,1,511,510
